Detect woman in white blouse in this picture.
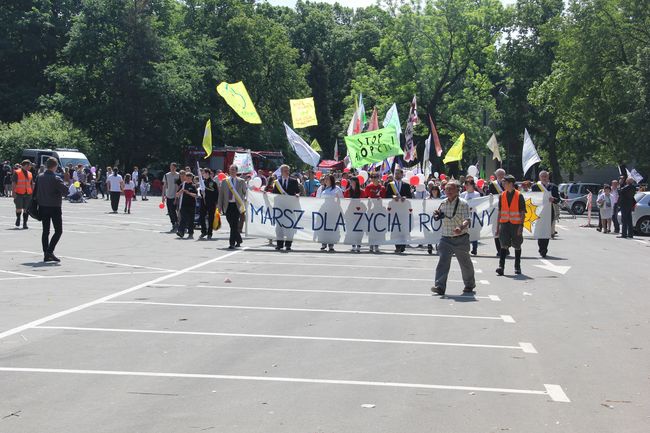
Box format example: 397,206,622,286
316,174,343,251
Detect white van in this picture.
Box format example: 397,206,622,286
22,148,91,170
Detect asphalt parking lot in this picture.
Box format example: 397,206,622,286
1,197,649,433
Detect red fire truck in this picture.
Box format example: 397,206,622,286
186,146,284,177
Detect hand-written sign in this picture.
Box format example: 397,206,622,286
344,126,403,168
290,97,318,128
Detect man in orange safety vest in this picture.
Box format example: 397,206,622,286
12,160,34,229
495,175,526,276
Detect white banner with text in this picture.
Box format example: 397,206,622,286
246,191,551,245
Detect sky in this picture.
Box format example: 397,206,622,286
266,0,516,8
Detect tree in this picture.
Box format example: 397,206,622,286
0,111,93,162
307,49,334,158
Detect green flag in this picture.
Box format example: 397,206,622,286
202,119,212,159
443,133,465,164
344,126,403,168
311,138,321,152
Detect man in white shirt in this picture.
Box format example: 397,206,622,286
106,168,124,213
131,166,139,201
162,163,180,231
610,179,620,233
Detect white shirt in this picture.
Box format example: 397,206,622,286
132,171,138,182
107,174,123,192
461,191,481,200
123,181,135,191
317,185,344,198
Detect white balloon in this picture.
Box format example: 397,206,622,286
434,171,439,178
415,183,426,192
358,170,369,184
249,177,262,189
417,173,425,184
467,165,479,178
405,170,414,180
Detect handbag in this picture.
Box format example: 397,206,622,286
212,208,222,231
28,178,41,221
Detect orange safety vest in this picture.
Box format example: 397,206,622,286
14,169,33,195
498,190,523,224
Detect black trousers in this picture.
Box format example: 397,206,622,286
612,203,620,231
166,197,178,226
277,240,292,249
178,206,195,235
200,201,216,236
40,206,63,254
226,203,242,246
109,191,120,212
621,207,634,238
538,238,550,255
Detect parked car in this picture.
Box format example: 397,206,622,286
631,192,650,236
560,182,602,215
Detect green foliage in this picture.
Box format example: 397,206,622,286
0,111,93,162
0,0,646,177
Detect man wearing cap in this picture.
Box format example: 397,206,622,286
431,181,476,296
495,175,526,275
12,160,35,229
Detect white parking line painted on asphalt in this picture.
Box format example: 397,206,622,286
217,260,483,273
0,367,569,402
0,249,247,341
186,270,452,283
0,270,170,282
555,224,569,231
241,250,479,264
194,284,501,301
4,250,174,272
34,326,537,353
0,269,41,277
105,300,516,322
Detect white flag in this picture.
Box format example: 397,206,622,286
196,161,205,192
382,103,402,136
627,168,644,183
333,139,339,161
522,128,541,175
422,133,432,177
486,133,501,162
283,122,320,167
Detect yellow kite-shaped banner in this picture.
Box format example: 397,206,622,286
290,97,318,128
216,81,262,124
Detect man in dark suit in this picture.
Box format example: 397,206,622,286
531,170,560,257
618,177,637,239
272,164,301,251
488,168,506,254
385,168,412,253
217,164,247,249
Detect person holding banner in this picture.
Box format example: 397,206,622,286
218,164,247,249
531,171,560,257
495,175,526,276
176,172,198,239
385,168,412,253
272,164,301,251
431,181,476,296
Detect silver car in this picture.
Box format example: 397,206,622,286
560,183,602,215
632,192,650,236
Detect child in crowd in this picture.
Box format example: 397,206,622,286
123,174,136,213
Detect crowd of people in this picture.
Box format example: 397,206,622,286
4,157,644,296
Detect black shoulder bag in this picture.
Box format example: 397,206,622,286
28,177,41,221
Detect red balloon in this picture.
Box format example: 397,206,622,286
439,174,447,181
489,175,495,181
159,202,165,209
357,175,365,185
315,171,322,179
341,178,349,188
381,174,388,182
218,173,227,181
343,168,350,173
409,176,420,186
477,179,485,189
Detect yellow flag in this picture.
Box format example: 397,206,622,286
216,81,262,124
442,133,465,164
202,119,212,159
290,97,318,128
311,138,321,152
